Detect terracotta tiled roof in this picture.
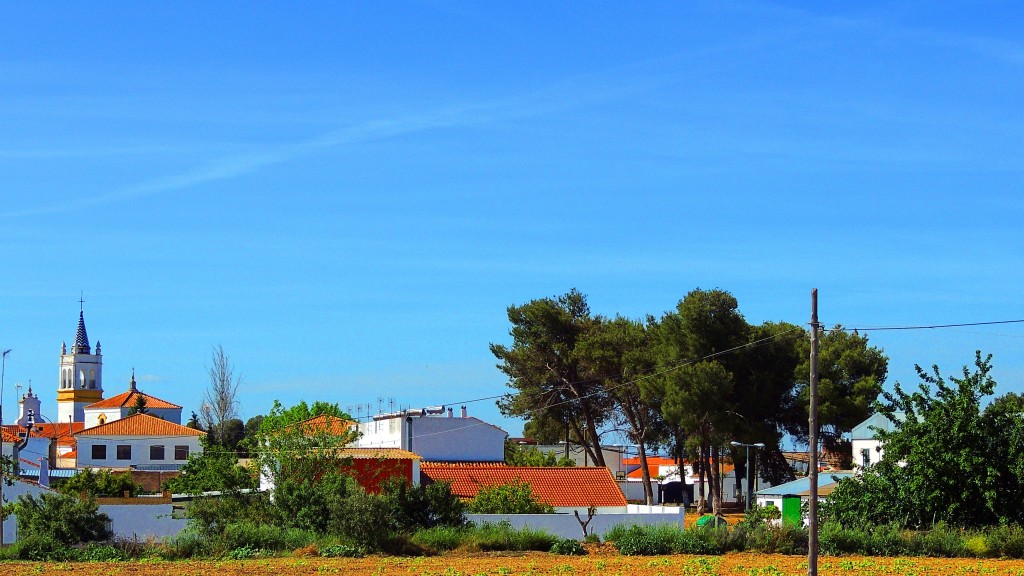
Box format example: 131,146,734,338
86,389,181,410
3,422,84,444
75,413,205,437
286,414,354,436
420,463,627,508
1,428,19,443
62,450,78,460
340,448,420,460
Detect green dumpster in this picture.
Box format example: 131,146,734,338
781,495,801,527
695,514,727,528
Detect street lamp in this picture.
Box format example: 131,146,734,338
730,441,765,512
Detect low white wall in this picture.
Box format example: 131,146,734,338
467,506,684,540
100,503,188,541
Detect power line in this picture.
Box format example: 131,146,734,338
832,319,1024,332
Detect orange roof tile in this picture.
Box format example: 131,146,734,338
421,463,627,508
1,428,20,443
339,447,420,460
86,389,181,410
75,413,205,437
3,422,84,443
285,414,354,436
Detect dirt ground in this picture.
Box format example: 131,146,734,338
14,553,1024,576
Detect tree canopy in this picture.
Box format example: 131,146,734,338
824,352,1024,529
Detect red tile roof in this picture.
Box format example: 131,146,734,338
2,422,83,446
420,463,627,508
86,389,181,410
340,448,420,460
75,413,205,437
285,414,354,436
1,428,20,443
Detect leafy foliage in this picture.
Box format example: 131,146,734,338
504,441,576,467
465,480,554,514
824,352,1021,529
56,468,144,497
163,439,256,494
13,492,111,544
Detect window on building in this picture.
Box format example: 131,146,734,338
861,448,871,468
174,445,189,460
116,445,132,460
91,444,107,460
150,445,165,460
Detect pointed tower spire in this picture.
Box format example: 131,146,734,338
73,310,91,354
130,369,137,391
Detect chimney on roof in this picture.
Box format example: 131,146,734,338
38,457,50,488
447,407,453,418
460,405,467,418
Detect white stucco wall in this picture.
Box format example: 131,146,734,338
853,438,884,468
467,506,685,539
100,503,188,541
357,416,506,462
76,434,203,469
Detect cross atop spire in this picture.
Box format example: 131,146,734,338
79,292,85,312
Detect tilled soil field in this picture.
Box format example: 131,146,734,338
13,552,1024,575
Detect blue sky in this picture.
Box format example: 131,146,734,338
1,2,1022,437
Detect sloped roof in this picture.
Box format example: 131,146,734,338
86,389,181,410
421,463,627,508
1,428,20,443
286,414,354,436
75,413,204,437
756,472,855,497
340,448,420,460
2,422,83,446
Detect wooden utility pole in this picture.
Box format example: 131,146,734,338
808,289,820,576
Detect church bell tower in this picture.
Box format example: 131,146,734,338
57,306,104,424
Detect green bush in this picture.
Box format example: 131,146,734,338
319,543,365,558
550,537,586,555
741,524,807,555
466,481,554,514
460,521,558,552
382,478,466,531
334,489,400,551
57,468,145,497
159,528,215,559
2,534,77,561
985,524,1024,558
612,525,676,556
221,521,315,552
13,492,111,544
908,523,966,558
412,525,466,552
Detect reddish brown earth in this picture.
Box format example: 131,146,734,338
14,553,1024,575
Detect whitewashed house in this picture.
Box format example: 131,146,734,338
851,412,904,469
356,406,506,462
83,373,183,428
74,413,204,470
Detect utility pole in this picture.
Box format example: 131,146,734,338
0,348,10,548
808,289,820,576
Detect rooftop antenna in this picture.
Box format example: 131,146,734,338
377,397,384,414
389,397,395,413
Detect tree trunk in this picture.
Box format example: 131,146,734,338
711,443,722,515
696,443,707,513
637,442,654,505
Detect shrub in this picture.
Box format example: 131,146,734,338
460,521,558,552
412,525,466,552
612,525,675,556
741,524,807,555
2,534,77,561
985,524,1024,558
334,489,400,551
909,523,966,558
221,521,314,552
57,468,144,497
550,537,586,555
319,543,364,558
382,478,466,530
160,528,215,559
466,481,554,514
13,492,111,544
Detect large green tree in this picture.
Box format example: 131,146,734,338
492,289,611,466
577,315,665,504
824,352,1021,529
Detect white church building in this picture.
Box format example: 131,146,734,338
2,307,202,473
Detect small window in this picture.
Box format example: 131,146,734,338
150,445,165,460
174,445,189,460
861,448,871,468
92,444,107,460
116,445,132,460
